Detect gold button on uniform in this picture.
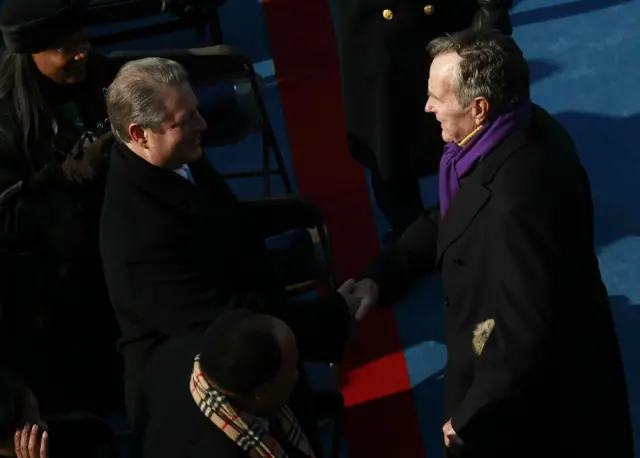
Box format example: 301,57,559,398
423,4,434,15
382,9,393,20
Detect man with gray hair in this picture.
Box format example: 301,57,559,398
105,57,206,168
348,29,633,456
99,57,361,455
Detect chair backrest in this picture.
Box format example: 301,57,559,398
87,0,164,26
107,46,264,147
87,0,223,47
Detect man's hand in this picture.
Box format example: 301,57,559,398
351,278,379,321
337,278,362,317
443,419,462,454
15,424,48,458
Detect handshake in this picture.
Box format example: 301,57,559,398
337,278,379,321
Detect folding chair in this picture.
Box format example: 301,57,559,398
87,0,223,48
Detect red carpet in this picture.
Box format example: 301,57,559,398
261,1,425,457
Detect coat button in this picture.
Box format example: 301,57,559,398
444,297,450,307
382,9,394,20
423,5,434,15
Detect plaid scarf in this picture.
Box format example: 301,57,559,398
190,355,315,458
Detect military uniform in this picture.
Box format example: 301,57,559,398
334,0,513,235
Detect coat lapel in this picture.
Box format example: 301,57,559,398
111,143,240,223
188,157,239,205
436,179,490,263
185,158,249,228
436,112,536,264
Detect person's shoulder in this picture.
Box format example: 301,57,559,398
501,105,580,173
101,144,139,223
490,105,586,207
143,347,247,458
530,104,576,149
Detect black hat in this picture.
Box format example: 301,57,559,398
0,0,86,54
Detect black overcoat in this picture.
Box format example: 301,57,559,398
100,142,351,451
365,105,634,457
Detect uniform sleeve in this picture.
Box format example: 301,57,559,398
473,0,514,35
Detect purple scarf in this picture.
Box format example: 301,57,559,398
438,101,533,216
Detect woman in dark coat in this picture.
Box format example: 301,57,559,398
334,0,513,237
0,0,121,416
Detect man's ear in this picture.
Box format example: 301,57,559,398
128,124,147,147
472,97,490,125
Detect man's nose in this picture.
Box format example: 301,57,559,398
425,99,435,113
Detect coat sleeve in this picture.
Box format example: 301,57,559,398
450,205,563,447
240,196,325,239
120,250,351,364
0,130,67,250
361,207,440,305
472,0,514,35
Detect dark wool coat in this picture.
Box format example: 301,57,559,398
364,105,634,457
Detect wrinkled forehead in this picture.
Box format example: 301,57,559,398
429,52,461,92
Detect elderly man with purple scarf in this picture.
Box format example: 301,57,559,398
345,29,633,458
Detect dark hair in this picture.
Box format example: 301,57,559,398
199,310,281,395
0,47,51,167
0,369,27,445
427,29,530,114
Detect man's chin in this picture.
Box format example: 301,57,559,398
185,147,204,163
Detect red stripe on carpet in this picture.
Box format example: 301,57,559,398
341,348,412,407
260,2,425,458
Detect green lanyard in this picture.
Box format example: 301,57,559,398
55,100,85,132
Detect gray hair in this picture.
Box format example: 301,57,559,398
427,29,530,114
106,57,189,142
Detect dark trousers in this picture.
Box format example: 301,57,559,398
370,169,423,238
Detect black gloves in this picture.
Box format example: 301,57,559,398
28,131,115,191
61,131,115,184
